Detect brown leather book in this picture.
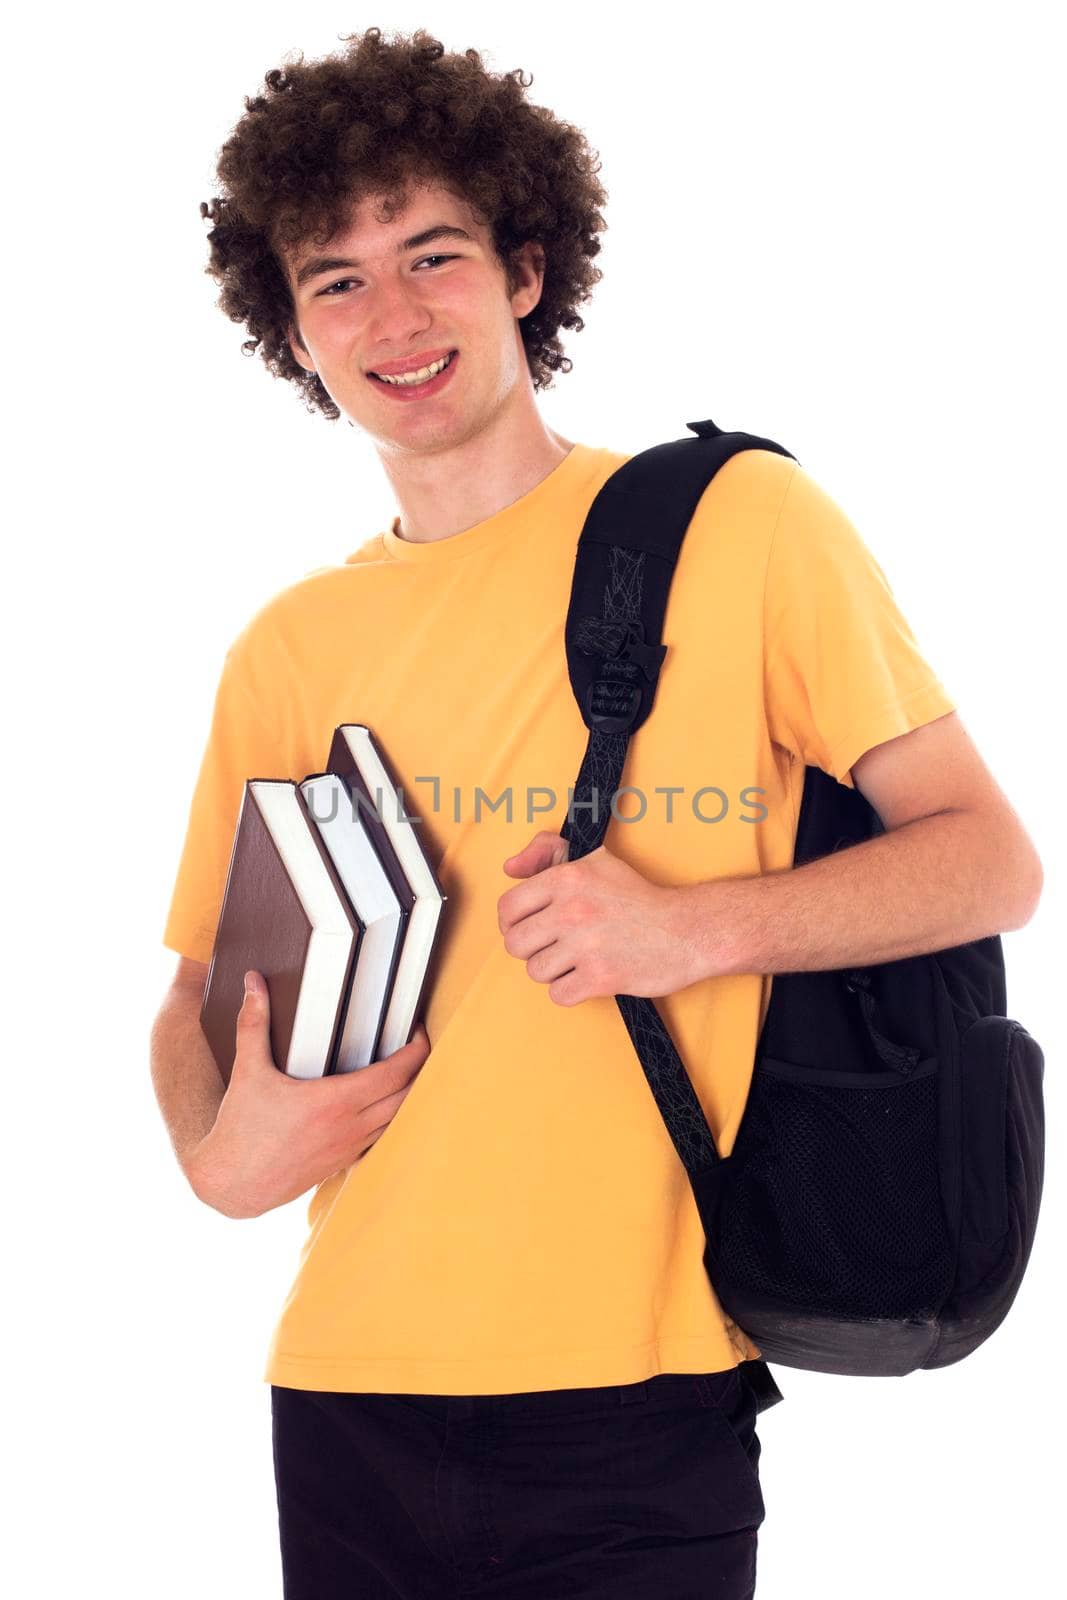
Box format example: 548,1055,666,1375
199,779,362,1085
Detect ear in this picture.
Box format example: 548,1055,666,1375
508,241,545,319
287,322,315,374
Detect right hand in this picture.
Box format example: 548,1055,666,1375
186,970,430,1219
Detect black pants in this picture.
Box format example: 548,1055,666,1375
271,1358,784,1598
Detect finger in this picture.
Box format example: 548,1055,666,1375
501,834,539,867
498,875,558,936
547,969,586,1007
348,1089,412,1163
386,1022,430,1064
503,831,564,875
504,915,557,961
370,1022,429,1065
336,1024,431,1094
525,943,575,984
357,1082,414,1133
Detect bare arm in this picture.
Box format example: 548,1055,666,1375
150,956,225,1182
678,712,1043,980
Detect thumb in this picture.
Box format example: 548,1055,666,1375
233,970,273,1072
502,830,570,878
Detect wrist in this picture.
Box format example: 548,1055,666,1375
672,878,750,982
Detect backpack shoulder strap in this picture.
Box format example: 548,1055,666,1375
561,418,796,860
558,419,795,1186
558,418,796,1186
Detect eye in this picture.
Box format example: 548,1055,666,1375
318,255,458,296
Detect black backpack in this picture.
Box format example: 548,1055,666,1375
559,419,1046,1378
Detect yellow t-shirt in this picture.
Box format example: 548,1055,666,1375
162,440,957,1395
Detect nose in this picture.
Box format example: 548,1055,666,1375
366,272,433,353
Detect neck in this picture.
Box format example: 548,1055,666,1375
375,391,574,544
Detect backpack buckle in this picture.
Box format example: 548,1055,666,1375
577,617,666,683
582,679,643,734
576,619,668,735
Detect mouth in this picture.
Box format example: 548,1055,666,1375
367,350,459,399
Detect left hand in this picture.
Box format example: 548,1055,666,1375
497,830,708,1006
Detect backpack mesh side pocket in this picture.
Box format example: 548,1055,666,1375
714,1057,955,1320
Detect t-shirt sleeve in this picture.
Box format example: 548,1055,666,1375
161,635,288,964
763,462,957,790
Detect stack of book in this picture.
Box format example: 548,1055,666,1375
199,724,447,1085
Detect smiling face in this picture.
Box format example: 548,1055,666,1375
283,179,545,455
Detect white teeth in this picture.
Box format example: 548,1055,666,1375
374,353,453,386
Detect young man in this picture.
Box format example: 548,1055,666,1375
151,27,1043,1600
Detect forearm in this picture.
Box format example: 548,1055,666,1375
679,808,1039,980
150,990,227,1177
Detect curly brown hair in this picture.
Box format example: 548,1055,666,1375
199,26,610,421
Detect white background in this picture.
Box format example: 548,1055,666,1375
5,2,1063,1596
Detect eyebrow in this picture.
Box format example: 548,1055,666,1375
293,225,476,288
